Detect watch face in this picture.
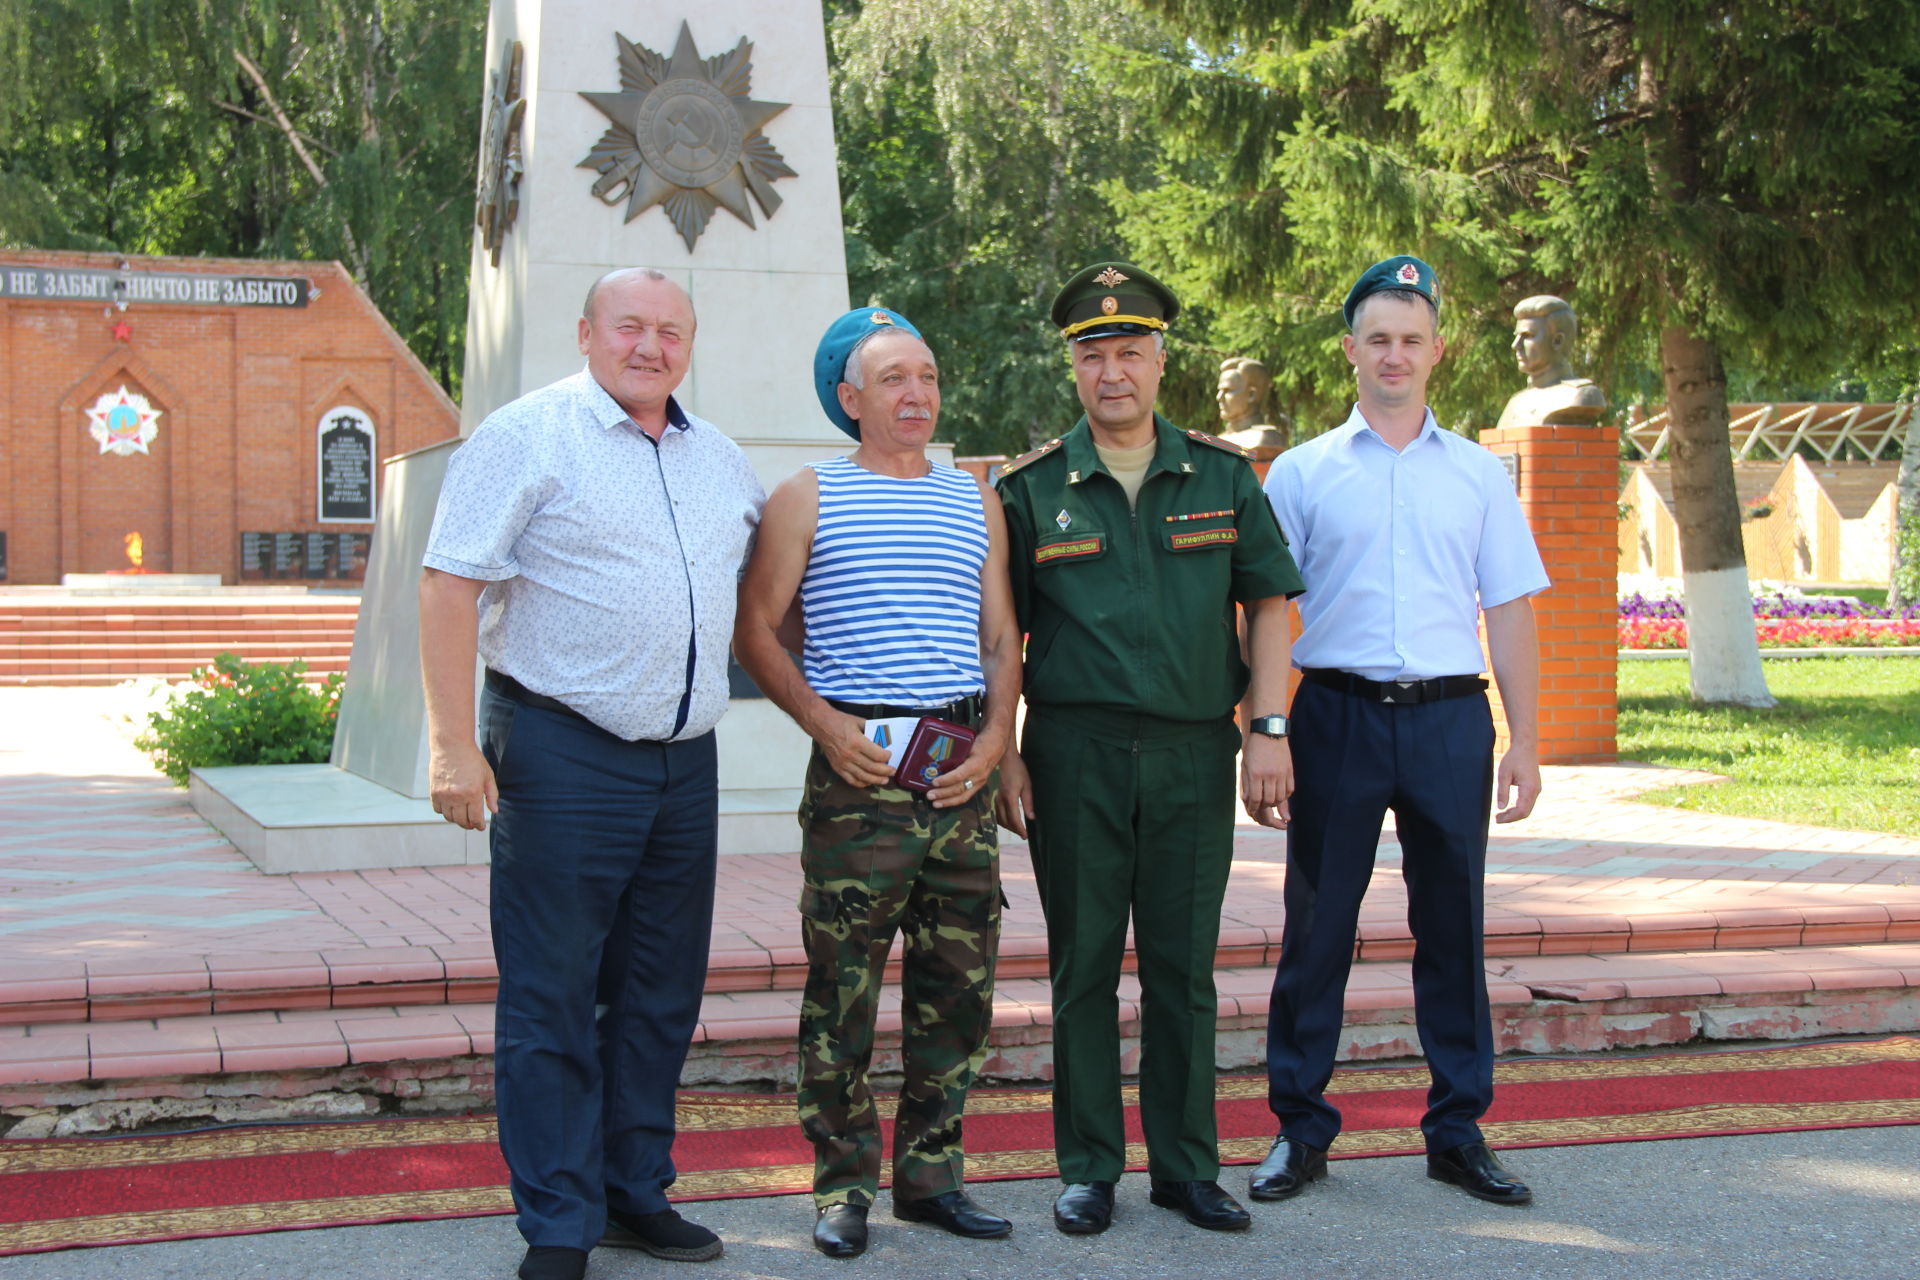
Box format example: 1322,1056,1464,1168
1253,714,1289,737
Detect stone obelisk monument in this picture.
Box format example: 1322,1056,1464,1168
193,2,854,868
456,0,854,852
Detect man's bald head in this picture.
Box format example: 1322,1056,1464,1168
582,268,693,326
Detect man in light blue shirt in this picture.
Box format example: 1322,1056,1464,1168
1249,256,1548,1211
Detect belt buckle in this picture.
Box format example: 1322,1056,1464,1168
1389,680,1420,705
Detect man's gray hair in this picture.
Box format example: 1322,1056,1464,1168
581,267,677,320
844,326,932,390
1351,287,1439,332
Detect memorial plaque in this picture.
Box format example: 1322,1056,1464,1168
305,532,337,578
335,532,370,579
318,406,376,523
272,532,304,578
0,531,7,582
240,531,272,580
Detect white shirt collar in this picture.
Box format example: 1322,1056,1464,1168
1341,403,1441,452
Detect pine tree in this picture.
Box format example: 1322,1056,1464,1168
1121,0,1920,704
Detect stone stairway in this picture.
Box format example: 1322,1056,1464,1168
4,860,1917,1136
5,750,1919,1137
0,594,358,685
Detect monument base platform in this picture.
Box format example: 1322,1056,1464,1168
55,574,226,593
190,764,802,873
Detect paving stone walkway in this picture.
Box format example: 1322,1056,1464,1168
3,684,1918,1098
4,686,1916,974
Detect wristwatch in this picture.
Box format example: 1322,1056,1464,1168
1249,714,1290,739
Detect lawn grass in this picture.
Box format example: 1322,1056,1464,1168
1616,657,1920,836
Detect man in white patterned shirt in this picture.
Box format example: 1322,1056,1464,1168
420,268,763,1280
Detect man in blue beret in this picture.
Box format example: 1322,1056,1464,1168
1251,255,1548,1209
735,308,1022,1258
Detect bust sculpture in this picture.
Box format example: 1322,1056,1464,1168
1215,357,1289,457
1496,295,1607,431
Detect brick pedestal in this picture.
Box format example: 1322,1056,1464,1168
1477,422,1618,763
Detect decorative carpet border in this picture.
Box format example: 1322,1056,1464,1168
4,1037,1918,1255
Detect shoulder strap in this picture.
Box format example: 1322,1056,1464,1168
998,437,1064,479
1184,429,1254,462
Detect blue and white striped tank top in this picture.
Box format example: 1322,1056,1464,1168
801,456,988,705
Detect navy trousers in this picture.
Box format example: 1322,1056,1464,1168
483,686,718,1250
1265,678,1496,1153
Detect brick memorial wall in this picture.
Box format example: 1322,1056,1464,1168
0,250,459,584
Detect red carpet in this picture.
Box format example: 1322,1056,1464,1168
4,1036,1917,1254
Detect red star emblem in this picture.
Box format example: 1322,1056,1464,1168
111,319,133,342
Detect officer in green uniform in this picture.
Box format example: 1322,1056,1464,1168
995,262,1305,1235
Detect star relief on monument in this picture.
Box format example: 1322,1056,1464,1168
475,40,527,268
579,21,797,252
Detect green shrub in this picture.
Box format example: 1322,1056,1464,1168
134,653,344,785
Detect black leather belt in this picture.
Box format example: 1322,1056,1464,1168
1302,668,1488,705
485,669,589,721
827,693,985,727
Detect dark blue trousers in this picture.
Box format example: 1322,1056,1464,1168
482,687,718,1250
1265,679,1496,1153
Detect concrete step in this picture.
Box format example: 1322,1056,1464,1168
0,597,361,684
5,940,1917,1134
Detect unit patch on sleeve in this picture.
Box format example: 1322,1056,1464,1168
1034,535,1104,564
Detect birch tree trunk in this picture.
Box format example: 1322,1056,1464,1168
1660,325,1775,706
1891,400,1920,608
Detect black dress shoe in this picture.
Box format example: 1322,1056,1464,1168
601,1206,724,1260
517,1246,586,1280
892,1187,1013,1238
1426,1141,1533,1205
1148,1179,1252,1231
813,1204,869,1258
1248,1135,1329,1201
1053,1181,1116,1234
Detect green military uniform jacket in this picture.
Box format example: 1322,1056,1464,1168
997,414,1304,722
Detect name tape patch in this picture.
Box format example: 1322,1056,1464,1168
1035,536,1104,564
1168,527,1238,551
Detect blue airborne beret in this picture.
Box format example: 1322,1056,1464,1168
814,307,923,440
1343,255,1440,329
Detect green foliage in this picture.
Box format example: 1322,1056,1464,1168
1113,1,1920,438
1618,657,1920,836
829,0,1184,452
133,653,344,786
0,0,484,391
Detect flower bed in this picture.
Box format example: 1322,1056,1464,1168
1618,588,1920,650
1618,617,1920,649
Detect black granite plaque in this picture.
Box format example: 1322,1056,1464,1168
240,532,272,580
0,531,8,582
319,414,375,522
272,532,304,578
305,532,336,578
335,532,369,579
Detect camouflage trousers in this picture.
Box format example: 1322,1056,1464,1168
794,743,1001,1208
